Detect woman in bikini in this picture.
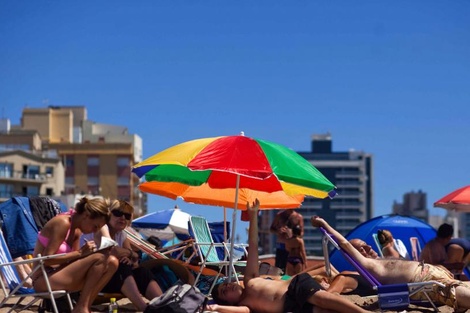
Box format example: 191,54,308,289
32,197,119,313
284,223,307,276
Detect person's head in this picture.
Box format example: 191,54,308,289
109,200,134,231
350,238,379,259
377,229,393,246
437,223,454,239
74,197,111,234
211,282,243,305
286,211,304,237
270,210,294,233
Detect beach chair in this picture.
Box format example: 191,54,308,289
188,216,247,293
410,237,421,261
321,228,444,312
0,227,73,313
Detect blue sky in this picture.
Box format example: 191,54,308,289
1,1,469,242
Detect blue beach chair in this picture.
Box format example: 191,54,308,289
0,226,73,313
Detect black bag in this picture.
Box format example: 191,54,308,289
144,284,207,313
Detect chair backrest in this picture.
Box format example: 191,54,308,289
393,238,411,259
0,228,34,295
189,216,221,263
371,233,384,257
410,237,421,261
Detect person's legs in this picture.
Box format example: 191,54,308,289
132,266,163,301
144,280,163,300
455,285,470,309
33,252,119,313
121,275,148,311
308,289,367,313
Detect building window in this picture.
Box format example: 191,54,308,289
23,165,40,179
45,166,54,177
46,188,53,196
87,156,99,166
117,156,130,167
65,176,75,186
87,176,99,186
23,185,39,196
0,183,13,198
65,155,74,167
117,176,130,186
0,163,13,178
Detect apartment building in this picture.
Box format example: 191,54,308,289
0,106,146,215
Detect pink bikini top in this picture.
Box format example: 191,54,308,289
37,232,73,254
37,210,74,254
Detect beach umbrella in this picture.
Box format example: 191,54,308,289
132,207,191,241
433,185,470,212
132,133,336,279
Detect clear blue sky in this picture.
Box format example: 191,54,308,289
1,1,469,242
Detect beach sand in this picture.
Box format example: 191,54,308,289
0,289,461,312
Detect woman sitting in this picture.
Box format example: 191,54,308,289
32,197,119,313
377,229,409,259
82,200,163,311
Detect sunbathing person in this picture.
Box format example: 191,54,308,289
82,199,163,311
207,199,368,313
311,216,470,311
32,197,119,313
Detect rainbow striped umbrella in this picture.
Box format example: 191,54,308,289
132,134,336,208
132,134,336,279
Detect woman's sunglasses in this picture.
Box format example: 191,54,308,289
111,210,132,220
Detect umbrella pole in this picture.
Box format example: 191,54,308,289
227,175,240,282
224,207,227,243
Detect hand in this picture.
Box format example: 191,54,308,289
81,240,97,255
310,216,325,228
205,303,218,311
247,198,260,213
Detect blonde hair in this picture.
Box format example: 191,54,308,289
75,197,111,220
109,199,135,225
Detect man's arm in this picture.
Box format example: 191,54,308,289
206,304,250,313
311,216,364,262
244,199,260,284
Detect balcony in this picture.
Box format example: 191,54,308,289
0,170,53,183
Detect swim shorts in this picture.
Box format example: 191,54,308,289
410,263,469,310
284,272,324,313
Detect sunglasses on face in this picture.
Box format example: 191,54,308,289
111,210,132,220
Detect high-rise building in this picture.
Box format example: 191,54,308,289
0,106,146,215
392,190,428,221
259,133,373,256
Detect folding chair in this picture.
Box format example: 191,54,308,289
188,216,247,294
0,228,73,313
410,237,422,261
321,228,444,312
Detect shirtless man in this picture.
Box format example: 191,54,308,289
311,216,470,311
207,199,368,313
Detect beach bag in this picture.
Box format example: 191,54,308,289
144,283,207,313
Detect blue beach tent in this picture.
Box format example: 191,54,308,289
329,214,437,272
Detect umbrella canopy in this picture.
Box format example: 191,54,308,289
132,135,337,208
433,185,470,212
329,215,436,271
132,207,191,241
132,134,336,280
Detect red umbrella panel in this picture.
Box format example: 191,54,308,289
434,185,470,212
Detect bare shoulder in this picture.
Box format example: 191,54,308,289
41,214,70,236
